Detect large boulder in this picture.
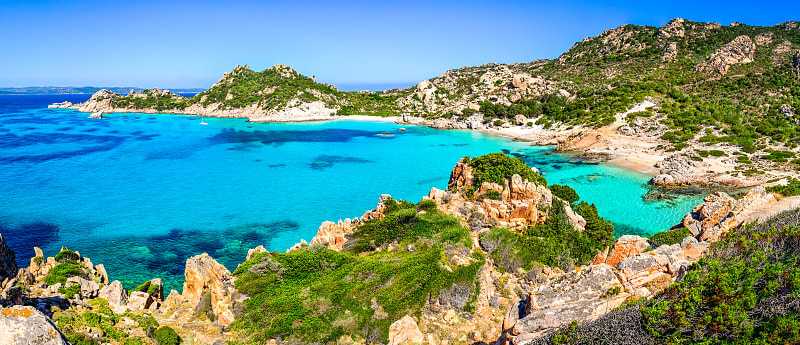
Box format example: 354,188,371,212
388,315,425,345
182,253,243,326
0,306,67,345
98,281,128,314
683,187,775,241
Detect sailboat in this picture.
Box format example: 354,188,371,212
199,116,208,126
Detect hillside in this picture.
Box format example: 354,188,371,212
63,64,402,121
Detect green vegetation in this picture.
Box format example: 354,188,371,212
768,178,800,197
231,198,482,344
641,209,800,344
480,201,613,272
133,280,163,300
53,299,159,345
45,247,87,285
154,326,181,345
54,247,80,262
111,90,190,111
464,153,547,188
551,184,579,203
345,199,470,253
59,282,81,299
648,227,691,247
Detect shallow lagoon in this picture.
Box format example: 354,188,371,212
0,95,702,290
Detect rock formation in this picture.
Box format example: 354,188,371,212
499,186,777,343
424,159,575,231
388,315,425,345
0,306,66,345
307,194,391,251
683,186,775,241
180,253,242,327
697,35,756,76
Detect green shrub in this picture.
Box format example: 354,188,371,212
480,202,611,272
641,210,800,343
154,326,181,345
648,227,691,247
346,199,470,253
232,246,481,343
59,283,81,299
44,261,85,285
574,202,614,247
54,247,80,262
768,178,800,197
762,150,795,162
481,190,502,200
466,153,546,188
551,184,579,203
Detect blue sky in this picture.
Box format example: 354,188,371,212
1,0,798,89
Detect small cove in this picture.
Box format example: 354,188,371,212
0,94,703,290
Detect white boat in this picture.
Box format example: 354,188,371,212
199,117,208,126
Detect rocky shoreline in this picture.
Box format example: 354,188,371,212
55,89,800,191
3,155,797,344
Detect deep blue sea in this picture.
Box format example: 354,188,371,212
0,94,702,290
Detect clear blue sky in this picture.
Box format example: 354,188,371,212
1,0,798,89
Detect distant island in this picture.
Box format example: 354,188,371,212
0,86,204,95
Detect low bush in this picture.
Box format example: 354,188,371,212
551,184,579,203
44,261,85,285
465,153,547,188
480,202,612,272
648,227,691,247
154,326,181,345
768,178,800,197
641,209,800,343
346,199,470,253
54,247,80,262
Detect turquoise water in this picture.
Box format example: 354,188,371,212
0,95,702,290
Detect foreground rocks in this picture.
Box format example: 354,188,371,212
499,187,776,343
0,306,66,345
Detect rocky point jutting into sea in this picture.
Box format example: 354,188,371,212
2,152,799,344
5,16,800,344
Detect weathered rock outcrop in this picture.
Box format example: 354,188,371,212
424,159,575,231
0,306,66,345
388,315,425,345
500,187,776,343
697,35,756,76
683,186,775,241
179,253,242,327
397,63,566,115
307,194,391,251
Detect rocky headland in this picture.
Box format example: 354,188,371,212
3,152,798,344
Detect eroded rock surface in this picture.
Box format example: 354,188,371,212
0,306,66,345
697,35,756,75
